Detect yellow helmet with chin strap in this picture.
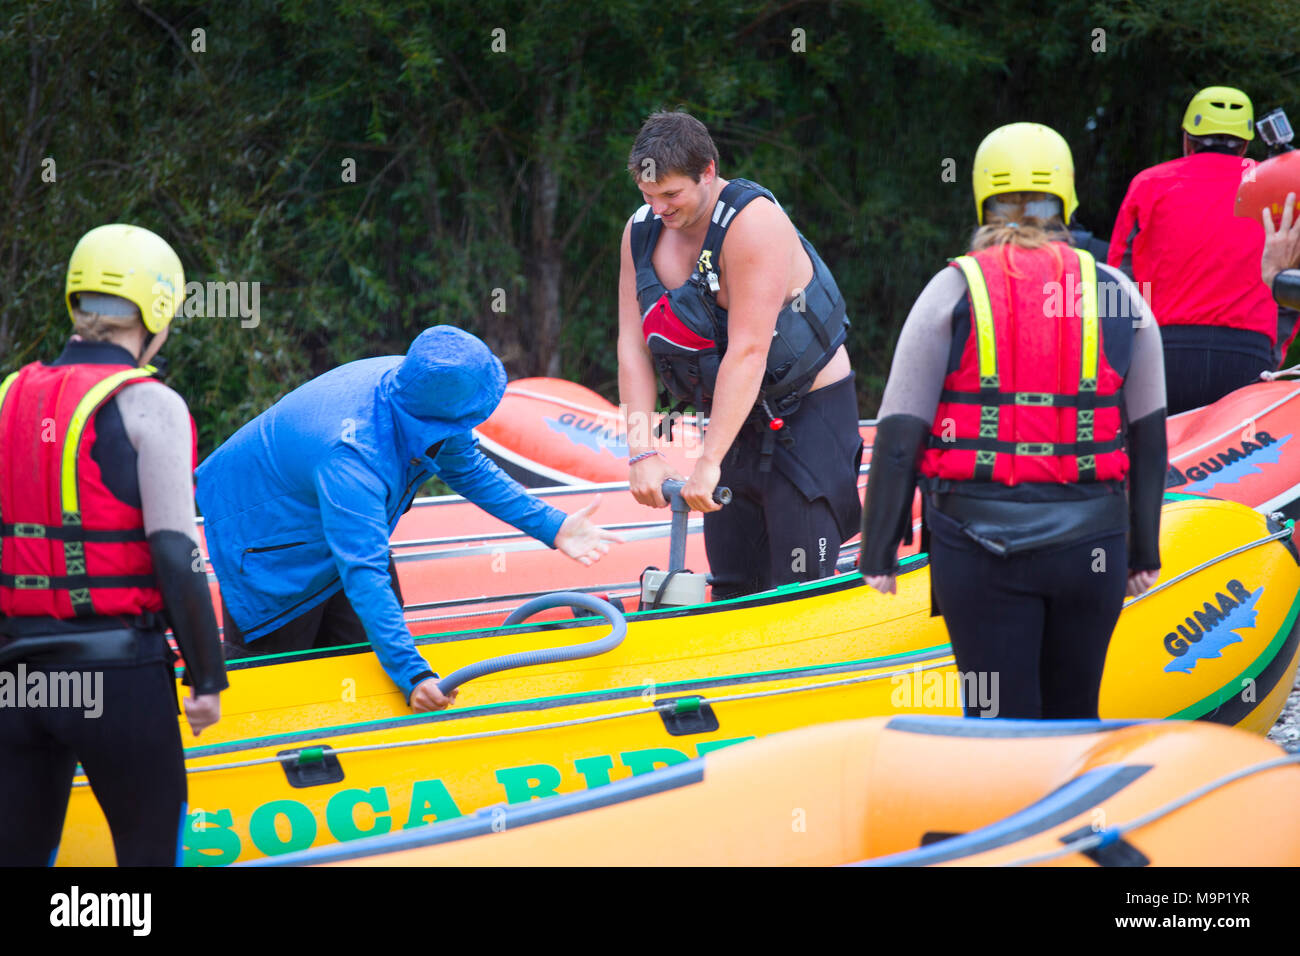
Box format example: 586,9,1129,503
65,224,184,334
972,123,1079,225
1182,86,1254,141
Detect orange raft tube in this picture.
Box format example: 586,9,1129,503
1165,379,1300,516
475,377,1300,515
254,716,1300,867
200,475,906,639
474,376,879,487
197,481,891,640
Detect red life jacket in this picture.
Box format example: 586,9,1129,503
920,243,1129,485
0,361,169,618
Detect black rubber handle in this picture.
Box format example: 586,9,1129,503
660,479,732,507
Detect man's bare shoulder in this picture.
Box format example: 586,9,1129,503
724,193,797,258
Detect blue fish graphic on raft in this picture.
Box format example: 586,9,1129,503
544,415,629,458
1184,433,1291,494
1163,583,1262,674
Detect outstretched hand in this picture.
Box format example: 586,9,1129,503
1261,192,1300,288
555,496,624,566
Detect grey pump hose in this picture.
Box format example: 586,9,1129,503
435,591,626,695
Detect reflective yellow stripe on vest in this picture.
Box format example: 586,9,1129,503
954,249,1101,480
951,256,998,382
1077,249,1099,383
952,255,1000,478
0,371,19,416
60,368,155,516
1074,250,1100,479
59,366,154,616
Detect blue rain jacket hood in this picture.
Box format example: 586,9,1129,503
389,326,506,461
196,326,566,694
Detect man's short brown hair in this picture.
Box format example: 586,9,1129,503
627,110,720,184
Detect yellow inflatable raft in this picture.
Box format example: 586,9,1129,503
187,496,1300,748
57,498,1300,865
252,716,1300,867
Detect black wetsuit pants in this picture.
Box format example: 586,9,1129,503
704,375,864,600
0,630,186,866
221,556,403,657
927,510,1128,719
1162,325,1275,416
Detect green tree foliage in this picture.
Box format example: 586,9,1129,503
2,0,1296,458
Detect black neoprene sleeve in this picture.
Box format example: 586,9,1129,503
1275,269,1300,312
859,414,930,575
1126,409,1167,571
149,529,229,695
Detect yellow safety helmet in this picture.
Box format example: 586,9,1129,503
65,224,184,333
1182,86,1254,141
972,123,1078,225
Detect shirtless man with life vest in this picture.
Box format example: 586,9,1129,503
618,111,863,599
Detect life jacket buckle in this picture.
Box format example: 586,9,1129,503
1015,442,1055,456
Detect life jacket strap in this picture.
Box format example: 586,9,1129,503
937,390,1120,408
930,436,1125,457
1,522,147,542
1,573,158,591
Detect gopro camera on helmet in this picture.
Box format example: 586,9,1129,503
1258,108,1295,155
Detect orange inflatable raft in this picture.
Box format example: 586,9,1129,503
197,480,889,640
199,477,898,640
1165,380,1300,516
476,377,1300,515
474,376,878,486
250,716,1300,867
474,378,705,487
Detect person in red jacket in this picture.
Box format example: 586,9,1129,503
1109,86,1297,413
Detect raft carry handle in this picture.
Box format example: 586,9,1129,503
435,591,626,695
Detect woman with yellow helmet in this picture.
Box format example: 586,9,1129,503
0,224,226,865
859,124,1168,719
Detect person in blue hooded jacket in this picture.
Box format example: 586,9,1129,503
196,326,619,712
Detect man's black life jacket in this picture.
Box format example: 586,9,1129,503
630,178,849,422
